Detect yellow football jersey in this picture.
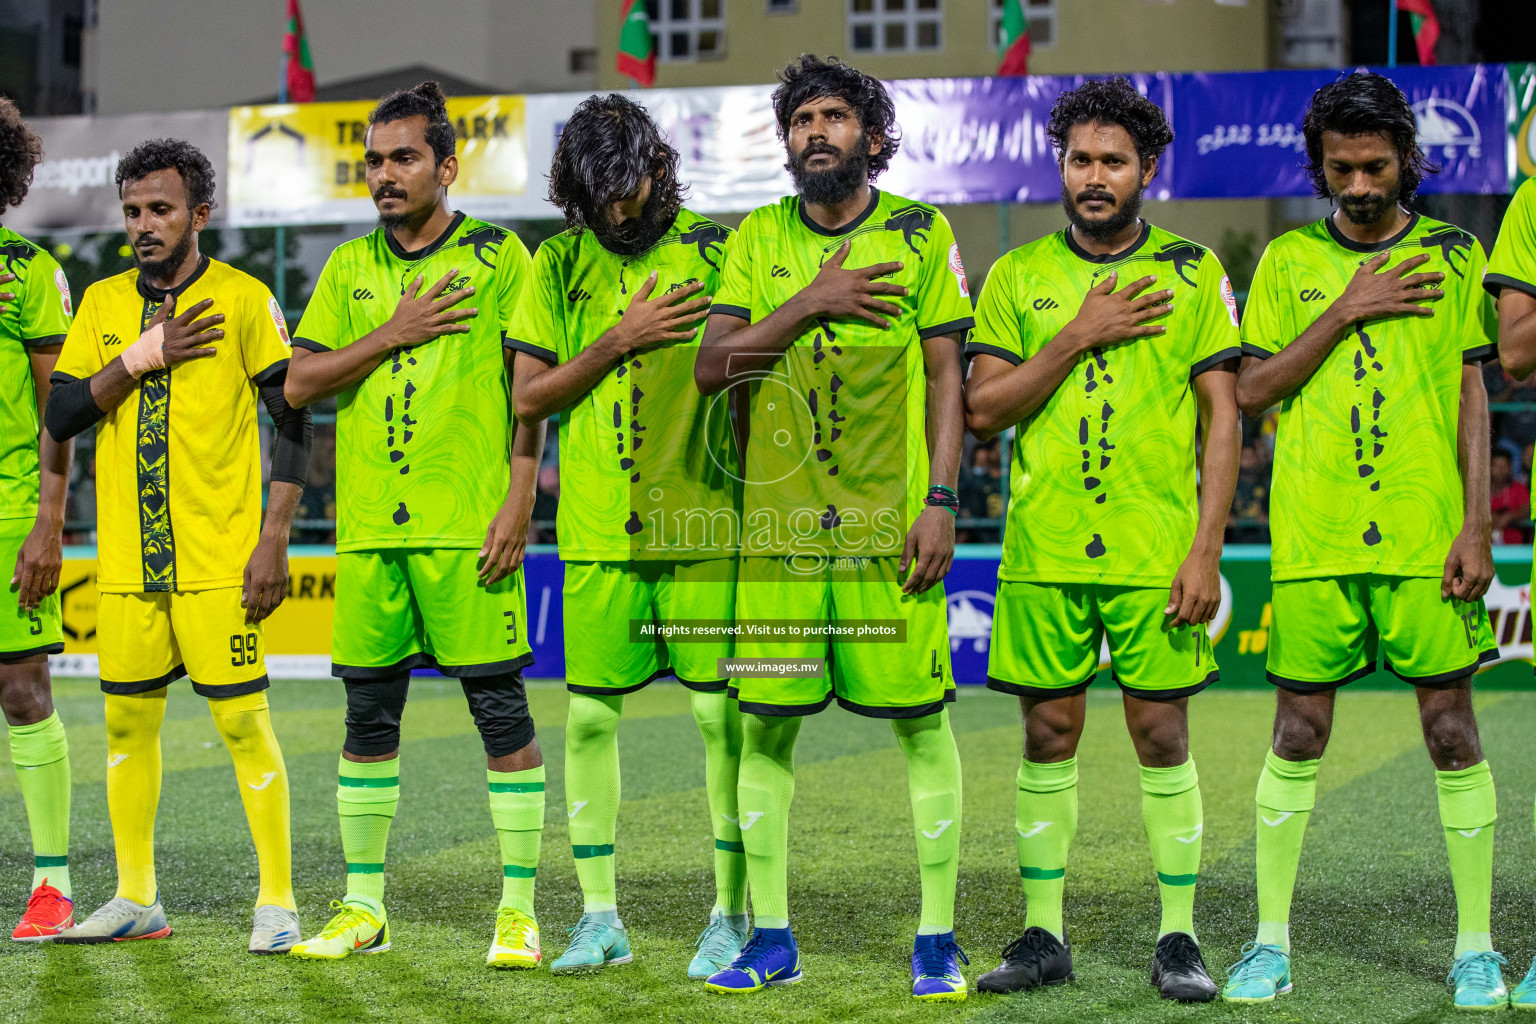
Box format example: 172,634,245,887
55,256,293,593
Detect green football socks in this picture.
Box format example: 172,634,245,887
489,766,545,919
691,689,747,917
564,694,622,914
1140,758,1203,939
893,711,962,935
337,755,399,909
1437,760,1497,958
738,712,801,930
1016,756,1078,941
8,712,71,897
1253,749,1318,951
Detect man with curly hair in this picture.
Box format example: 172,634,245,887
44,138,311,953
964,77,1241,1001
696,54,972,1001
1219,71,1505,1010
0,95,76,943
507,93,746,979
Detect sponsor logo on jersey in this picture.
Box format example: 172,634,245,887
54,266,72,316
352,287,374,301
104,332,122,347
1220,274,1239,327
770,265,790,279
268,295,291,347
1298,288,1326,302
567,288,592,302
1032,297,1059,311
949,242,968,297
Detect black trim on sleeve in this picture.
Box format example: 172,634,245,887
20,334,66,350
1462,343,1498,366
1484,273,1536,301
251,358,291,388
963,342,1023,366
918,317,974,341
292,337,332,353
44,370,104,442
1240,342,1275,361
503,335,557,364
1190,347,1242,379
709,303,751,322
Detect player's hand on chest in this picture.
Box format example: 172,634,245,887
780,238,915,331
375,265,482,349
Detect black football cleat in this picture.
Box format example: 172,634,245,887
1150,932,1218,1002
976,927,1075,994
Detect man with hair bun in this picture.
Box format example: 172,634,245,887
1221,70,1504,1010
45,136,311,953
284,82,547,969
964,76,1241,1001
0,95,76,943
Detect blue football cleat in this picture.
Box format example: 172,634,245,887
705,926,802,994
911,932,969,1001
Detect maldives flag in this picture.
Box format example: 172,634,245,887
617,0,656,87
1397,0,1440,65
996,0,1030,77
283,0,316,103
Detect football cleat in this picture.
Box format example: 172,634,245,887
288,900,389,960
249,904,301,954
56,895,171,944
1448,950,1508,1011
976,927,1074,993
1150,932,1217,1002
11,882,74,942
1510,955,1536,1010
911,931,969,1001
486,907,541,969
550,914,631,974
688,911,748,980
1222,941,1292,1003
705,927,802,994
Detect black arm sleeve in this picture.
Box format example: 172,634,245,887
258,367,314,488
44,372,106,442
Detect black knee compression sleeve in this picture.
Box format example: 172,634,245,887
462,674,536,757
344,676,410,755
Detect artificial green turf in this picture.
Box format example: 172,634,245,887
2,679,1534,1023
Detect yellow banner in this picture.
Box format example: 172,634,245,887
226,96,527,226
57,556,337,656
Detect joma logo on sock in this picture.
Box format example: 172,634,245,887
568,801,588,819
1017,821,1053,839
1175,824,1203,844
921,820,954,840
1260,812,1293,828
248,772,277,791
107,754,129,767
738,812,766,831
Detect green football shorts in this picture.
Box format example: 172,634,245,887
729,556,953,719
0,517,63,662
986,581,1217,701
1267,574,1497,690
563,559,736,694
332,548,533,678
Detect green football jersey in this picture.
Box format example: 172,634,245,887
966,223,1240,587
712,189,974,557
504,208,739,562
1242,213,1497,581
1485,178,1536,302
294,212,532,552
0,226,72,521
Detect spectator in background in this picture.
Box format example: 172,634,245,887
532,462,560,546
959,437,1004,543
1229,444,1269,544
295,425,336,544
1490,450,1530,544
1493,369,1536,449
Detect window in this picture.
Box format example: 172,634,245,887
568,47,597,74
767,0,798,11
990,0,1054,52
848,0,943,55
657,0,726,63
62,15,83,67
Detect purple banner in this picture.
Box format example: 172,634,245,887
1167,64,1507,199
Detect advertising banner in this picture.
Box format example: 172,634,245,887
48,548,1535,689
8,110,228,234
1511,62,1536,190
1169,64,1507,199
225,95,527,226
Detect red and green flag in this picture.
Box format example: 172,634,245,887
617,0,656,88
996,0,1030,77
1397,0,1440,66
282,0,315,102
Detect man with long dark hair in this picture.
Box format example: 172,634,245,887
696,55,972,1001
0,95,75,942
283,82,547,968
507,93,746,978
1221,71,1505,1010
963,77,1240,1001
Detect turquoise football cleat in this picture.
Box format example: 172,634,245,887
688,911,748,980
1221,942,1292,1004
1510,956,1536,1011
911,932,969,1001
705,927,802,994
1448,951,1508,1011
550,914,632,974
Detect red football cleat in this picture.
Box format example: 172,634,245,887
12,881,75,942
